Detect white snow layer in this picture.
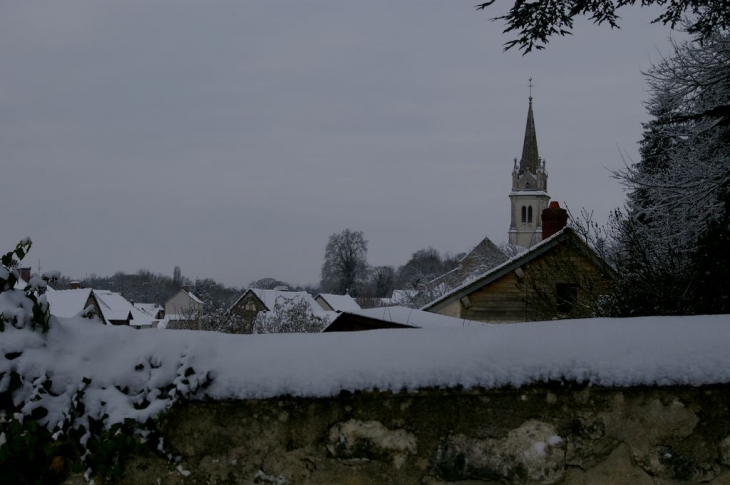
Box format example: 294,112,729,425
2,314,730,431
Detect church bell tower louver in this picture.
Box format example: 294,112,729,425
508,80,550,248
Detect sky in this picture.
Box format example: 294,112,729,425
2,1,681,288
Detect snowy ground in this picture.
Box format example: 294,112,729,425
2,313,730,433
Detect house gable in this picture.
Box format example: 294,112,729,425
314,293,361,312
228,290,268,323
165,289,203,319
424,228,614,323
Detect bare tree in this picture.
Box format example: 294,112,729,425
320,229,369,295
248,277,291,290
369,265,396,298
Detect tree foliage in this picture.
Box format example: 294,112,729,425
320,229,369,295
248,277,292,290
476,0,730,53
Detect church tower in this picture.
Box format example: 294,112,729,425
508,84,550,248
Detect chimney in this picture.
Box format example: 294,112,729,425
70,281,80,290
19,267,31,284
182,285,190,293
542,201,568,239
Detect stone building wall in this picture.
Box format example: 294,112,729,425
79,385,730,484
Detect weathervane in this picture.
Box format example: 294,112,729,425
528,77,533,101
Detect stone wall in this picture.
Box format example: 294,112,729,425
90,385,730,484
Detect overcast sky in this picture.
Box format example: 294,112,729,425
2,1,680,288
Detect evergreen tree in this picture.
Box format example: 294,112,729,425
608,30,730,316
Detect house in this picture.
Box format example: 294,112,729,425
314,293,361,312
228,288,335,331
94,290,155,328
164,285,204,324
322,306,483,332
135,302,166,328
410,237,510,308
46,288,103,321
422,209,614,323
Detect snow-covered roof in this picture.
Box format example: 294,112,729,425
136,303,163,318
315,293,361,312
185,290,203,304
95,290,155,326
380,289,418,306
334,306,483,329
46,288,93,319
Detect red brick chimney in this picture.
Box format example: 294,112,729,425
19,267,31,284
542,201,569,239
70,281,80,290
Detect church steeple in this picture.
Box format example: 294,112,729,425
508,78,550,248
519,82,539,174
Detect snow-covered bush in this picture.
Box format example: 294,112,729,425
253,296,329,334
0,239,51,334
0,240,212,483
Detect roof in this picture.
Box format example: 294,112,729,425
186,290,203,304
135,303,163,318
164,288,203,306
519,96,539,174
314,293,361,312
324,306,484,331
95,290,155,326
46,288,93,318
422,227,613,312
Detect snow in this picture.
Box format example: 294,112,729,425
41,270,61,280
45,289,93,319
136,303,163,318
95,290,155,327
315,293,361,312
4,312,730,440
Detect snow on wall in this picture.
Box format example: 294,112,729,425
2,313,730,433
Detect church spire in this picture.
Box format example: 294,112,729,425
519,78,539,174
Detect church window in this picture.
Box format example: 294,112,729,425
521,206,527,223
528,206,533,223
